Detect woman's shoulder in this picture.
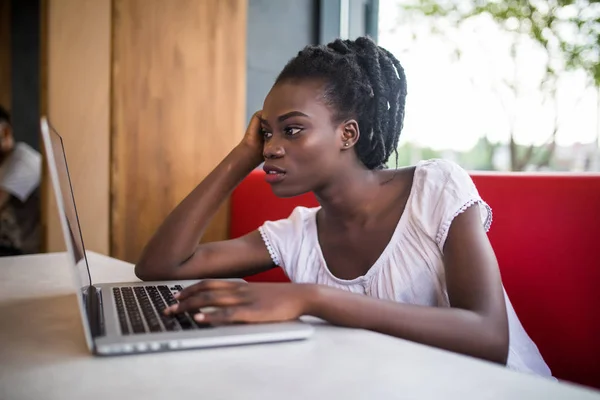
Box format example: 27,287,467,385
258,205,320,270
260,205,319,235
414,158,468,181
409,158,477,196
386,158,468,195
381,158,475,213
405,158,492,248
285,205,320,222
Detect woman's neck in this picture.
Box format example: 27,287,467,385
314,165,387,227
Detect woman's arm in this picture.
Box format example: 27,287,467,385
306,204,508,364
170,204,509,365
135,112,275,281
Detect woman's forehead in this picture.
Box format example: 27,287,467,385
262,80,330,120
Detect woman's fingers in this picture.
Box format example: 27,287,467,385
165,287,251,315
175,279,244,301
194,306,250,325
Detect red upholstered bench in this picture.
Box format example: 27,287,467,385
230,168,600,389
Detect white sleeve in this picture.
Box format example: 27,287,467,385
257,206,310,276
435,160,492,251
413,159,492,253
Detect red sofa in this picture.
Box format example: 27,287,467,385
230,168,600,389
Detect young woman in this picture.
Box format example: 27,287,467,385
136,37,552,377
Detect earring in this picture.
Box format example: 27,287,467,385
344,142,349,147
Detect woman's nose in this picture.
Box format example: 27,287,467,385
263,137,285,159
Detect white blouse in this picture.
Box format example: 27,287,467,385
259,159,553,378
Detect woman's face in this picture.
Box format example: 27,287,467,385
260,79,349,198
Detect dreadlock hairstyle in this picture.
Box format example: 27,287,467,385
275,36,407,170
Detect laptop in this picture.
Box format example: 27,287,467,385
40,117,314,356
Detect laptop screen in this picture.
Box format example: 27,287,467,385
45,122,92,289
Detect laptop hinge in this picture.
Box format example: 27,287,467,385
85,285,105,338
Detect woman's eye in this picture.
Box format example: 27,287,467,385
261,129,272,139
284,127,302,136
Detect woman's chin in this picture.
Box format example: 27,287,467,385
270,182,309,198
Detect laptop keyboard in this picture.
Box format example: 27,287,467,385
112,285,206,335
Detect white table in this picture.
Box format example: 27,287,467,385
1,252,599,400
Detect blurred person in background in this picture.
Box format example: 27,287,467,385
0,105,41,256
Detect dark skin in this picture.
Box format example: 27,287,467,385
136,79,509,365
316,167,415,280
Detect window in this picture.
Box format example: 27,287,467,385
379,0,600,172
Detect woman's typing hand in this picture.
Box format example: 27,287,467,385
164,279,316,325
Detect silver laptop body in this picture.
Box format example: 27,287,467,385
40,117,313,356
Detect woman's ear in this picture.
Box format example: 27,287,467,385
340,119,359,150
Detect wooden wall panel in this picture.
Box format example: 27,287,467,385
0,0,10,110
45,0,110,254
112,0,247,263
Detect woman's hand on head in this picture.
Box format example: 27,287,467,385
164,280,315,325
237,110,264,166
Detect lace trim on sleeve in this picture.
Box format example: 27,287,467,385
258,226,281,266
436,199,493,247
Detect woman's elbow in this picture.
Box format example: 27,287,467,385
134,258,172,281
134,262,157,281
485,323,509,365
134,255,193,281
489,338,509,365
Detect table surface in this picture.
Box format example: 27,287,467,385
1,252,599,400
